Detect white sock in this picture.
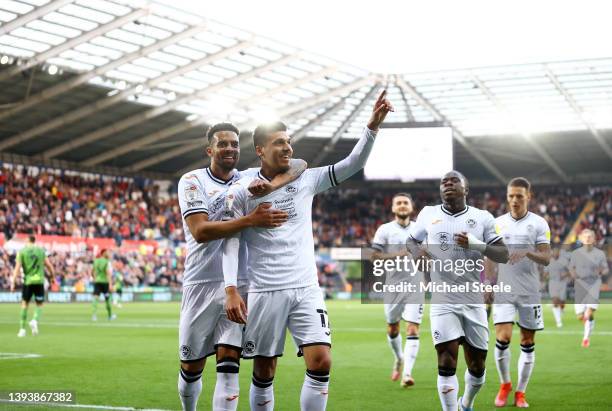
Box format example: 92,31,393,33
437,371,458,411
387,333,403,361
462,369,486,409
250,375,274,411
403,336,419,377
517,344,535,393
300,370,329,411
178,368,203,411
495,339,511,384
213,358,240,411
584,319,595,340
552,306,562,325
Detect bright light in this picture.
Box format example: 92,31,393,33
48,65,58,75
107,89,120,97
248,108,279,124
0,56,8,65
135,84,144,93
186,114,199,121
117,80,127,90
364,127,453,182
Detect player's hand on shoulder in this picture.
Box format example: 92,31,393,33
225,287,247,324
247,202,288,228
248,179,273,197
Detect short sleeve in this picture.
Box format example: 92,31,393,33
483,211,503,244
409,207,429,243
178,174,208,219
372,226,387,251
536,217,551,245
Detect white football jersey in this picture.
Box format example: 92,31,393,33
178,167,257,286
546,256,569,283
409,204,501,303
495,212,551,296
372,220,423,285
226,166,339,292
569,246,608,286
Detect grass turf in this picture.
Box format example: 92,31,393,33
0,301,611,410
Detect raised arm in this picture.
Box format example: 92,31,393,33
332,90,393,184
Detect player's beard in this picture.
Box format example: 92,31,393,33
396,212,410,220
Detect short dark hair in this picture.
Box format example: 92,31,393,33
252,121,287,151
206,122,240,145
392,192,412,203
28,235,36,243
508,177,531,192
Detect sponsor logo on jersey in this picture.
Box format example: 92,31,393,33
209,196,225,214
431,219,443,225
436,232,451,251
187,200,204,208
244,340,256,355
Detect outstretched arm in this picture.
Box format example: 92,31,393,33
332,90,394,184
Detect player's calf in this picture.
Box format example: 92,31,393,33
214,356,240,411
178,360,205,411
301,345,331,411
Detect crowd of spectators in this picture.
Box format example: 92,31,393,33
0,164,609,290
0,166,183,243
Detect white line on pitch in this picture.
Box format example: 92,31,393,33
0,399,172,410
0,320,611,336
0,352,42,360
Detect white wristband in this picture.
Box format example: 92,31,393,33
466,232,487,253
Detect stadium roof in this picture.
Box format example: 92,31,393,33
0,0,610,185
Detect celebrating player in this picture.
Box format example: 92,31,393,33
10,235,56,337
492,177,551,408
222,89,393,411
91,249,116,321
569,229,609,348
406,171,509,411
176,122,307,411
545,246,570,328
371,192,424,387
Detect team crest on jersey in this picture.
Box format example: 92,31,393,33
526,224,534,232
436,232,451,251
466,218,476,228
244,340,256,355
180,345,192,359
285,185,297,194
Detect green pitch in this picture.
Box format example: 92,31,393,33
1,301,611,410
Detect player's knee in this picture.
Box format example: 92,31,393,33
307,352,332,373
180,359,205,373
387,322,400,337
253,357,277,380
216,346,241,362
406,324,419,336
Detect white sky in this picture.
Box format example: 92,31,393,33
160,0,612,73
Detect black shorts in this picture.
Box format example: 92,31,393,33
115,288,122,296
93,283,110,297
22,284,45,303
